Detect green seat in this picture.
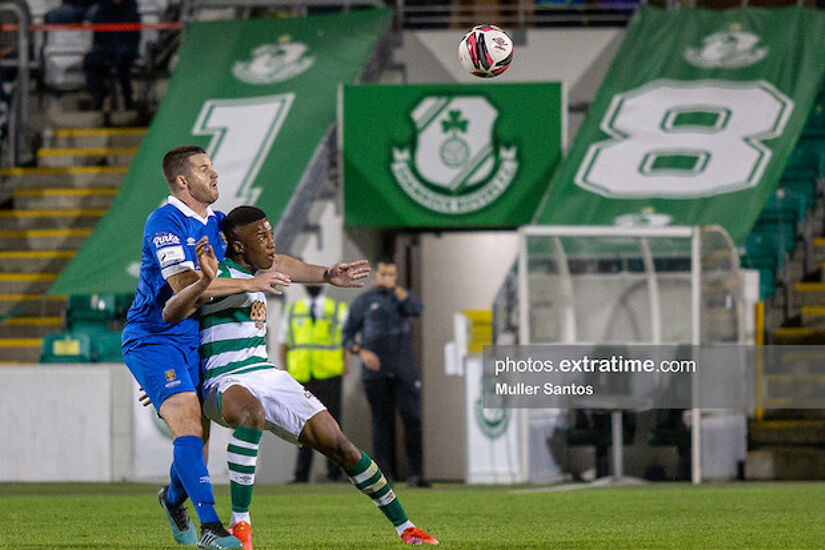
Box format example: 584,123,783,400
115,294,135,317
67,294,118,333
740,255,776,299
751,219,795,256
783,145,823,180
802,103,825,138
40,332,93,363
779,178,817,212
92,331,123,362
758,191,803,227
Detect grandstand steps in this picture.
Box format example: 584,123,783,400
745,446,825,480
0,273,58,294
1,166,128,189
43,107,103,130
810,237,825,268
0,317,62,338
0,210,104,230
748,419,825,446
0,229,91,251
42,127,147,149
37,147,137,168
771,326,825,345
0,296,66,316
761,409,825,421
800,305,825,328
0,338,43,363
790,282,825,308
0,251,74,274
12,188,117,210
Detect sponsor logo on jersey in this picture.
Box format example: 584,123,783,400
153,232,181,248
157,246,186,268
186,237,196,246
250,300,267,329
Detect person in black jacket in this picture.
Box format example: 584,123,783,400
342,258,430,488
83,0,140,110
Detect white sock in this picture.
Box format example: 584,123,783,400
395,520,414,536
231,511,251,526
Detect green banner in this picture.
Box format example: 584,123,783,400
535,6,825,244
343,83,564,228
51,9,391,295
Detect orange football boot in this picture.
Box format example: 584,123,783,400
401,526,439,545
229,521,253,550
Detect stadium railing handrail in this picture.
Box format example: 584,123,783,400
396,0,810,28
0,0,30,169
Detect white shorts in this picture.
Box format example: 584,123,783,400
202,367,326,444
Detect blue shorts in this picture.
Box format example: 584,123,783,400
122,338,200,410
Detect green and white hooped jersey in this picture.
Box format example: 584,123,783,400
198,257,275,381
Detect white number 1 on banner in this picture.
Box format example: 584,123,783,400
192,94,295,212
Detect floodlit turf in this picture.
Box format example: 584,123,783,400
2,481,825,548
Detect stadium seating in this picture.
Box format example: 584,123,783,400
65,294,118,333
739,104,825,299
40,331,92,362
91,331,124,362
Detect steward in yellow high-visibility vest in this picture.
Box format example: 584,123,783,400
284,295,348,383
279,286,349,482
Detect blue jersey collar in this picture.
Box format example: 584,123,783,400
167,195,216,225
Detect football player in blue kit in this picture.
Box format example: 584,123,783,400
122,145,369,550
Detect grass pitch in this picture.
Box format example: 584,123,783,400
2,481,825,548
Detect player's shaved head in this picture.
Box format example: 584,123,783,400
224,206,268,258
162,145,207,187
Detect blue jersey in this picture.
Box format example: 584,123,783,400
122,196,227,350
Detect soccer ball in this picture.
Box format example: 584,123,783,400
458,25,514,78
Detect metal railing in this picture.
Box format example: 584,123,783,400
396,0,811,28
0,0,30,168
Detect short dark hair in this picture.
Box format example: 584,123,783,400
376,255,395,266
162,145,206,187
223,206,268,257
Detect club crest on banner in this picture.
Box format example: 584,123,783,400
684,29,768,69
233,36,314,84
391,96,518,214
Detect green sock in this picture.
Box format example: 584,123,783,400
228,425,262,515
345,450,409,527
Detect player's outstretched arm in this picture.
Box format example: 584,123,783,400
165,269,291,323
271,255,370,287
162,237,218,324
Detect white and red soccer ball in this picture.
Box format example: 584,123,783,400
458,24,514,78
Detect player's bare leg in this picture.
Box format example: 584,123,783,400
300,411,439,545
220,385,266,550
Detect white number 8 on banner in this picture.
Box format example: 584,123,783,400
575,80,794,199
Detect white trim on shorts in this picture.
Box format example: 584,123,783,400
202,367,326,444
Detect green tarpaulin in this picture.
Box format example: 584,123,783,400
535,6,825,244
51,9,391,295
